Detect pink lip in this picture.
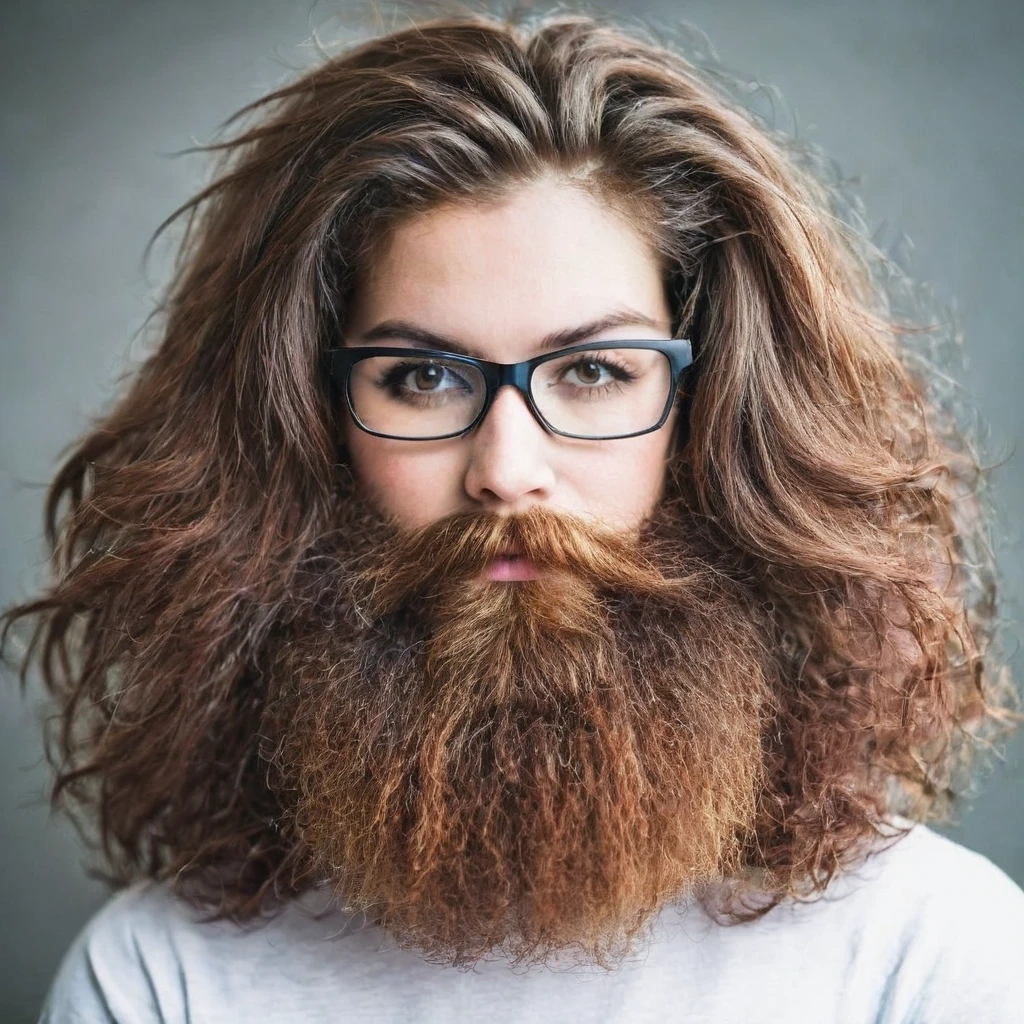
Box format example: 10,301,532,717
484,554,541,582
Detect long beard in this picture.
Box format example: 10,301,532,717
262,490,774,969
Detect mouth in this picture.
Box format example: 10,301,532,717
483,550,541,582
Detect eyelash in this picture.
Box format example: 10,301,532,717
374,353,640,392
561,353,638,386
376,360,474,394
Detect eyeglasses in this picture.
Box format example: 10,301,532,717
326,339,693,441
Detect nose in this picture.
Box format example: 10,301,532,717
462,385,556,511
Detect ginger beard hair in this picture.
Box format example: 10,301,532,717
262,472,776,969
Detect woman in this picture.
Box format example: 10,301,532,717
5,9,1022,1022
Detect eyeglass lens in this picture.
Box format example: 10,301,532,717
347,347,673,439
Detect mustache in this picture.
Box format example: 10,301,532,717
349,505,696,617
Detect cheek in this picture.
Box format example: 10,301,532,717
561,420,676,529
344,427,466,529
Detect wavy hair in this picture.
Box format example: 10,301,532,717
2,9,1018,924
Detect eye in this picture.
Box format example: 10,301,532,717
408,362,446,391
564,359,614,386
385,360,472,394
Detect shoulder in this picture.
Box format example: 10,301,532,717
849,816,1024,925
831,817,1024,1022
39,879,371,1024
38,880,172,1024
39,880,194,1024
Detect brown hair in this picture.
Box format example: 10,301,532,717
2,9,1018,926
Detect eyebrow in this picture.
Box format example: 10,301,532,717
354,308,667,358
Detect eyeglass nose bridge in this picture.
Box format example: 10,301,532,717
469,359,549,436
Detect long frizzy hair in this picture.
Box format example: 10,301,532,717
2,8,1019,925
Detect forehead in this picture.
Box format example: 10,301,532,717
347,176,671,361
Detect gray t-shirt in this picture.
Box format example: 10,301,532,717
38,819,1024,1023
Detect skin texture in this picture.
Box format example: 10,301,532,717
342,175,679,533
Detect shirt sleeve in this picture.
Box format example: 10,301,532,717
896,847,1024,1024
37,886,181,1024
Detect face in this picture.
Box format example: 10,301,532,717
272,497,769,968
273,177,769,970
341,176,679,534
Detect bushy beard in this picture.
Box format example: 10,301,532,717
262,479,775,970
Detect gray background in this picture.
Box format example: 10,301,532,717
1,0,1021,1020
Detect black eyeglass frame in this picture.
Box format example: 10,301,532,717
326,338,694,441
